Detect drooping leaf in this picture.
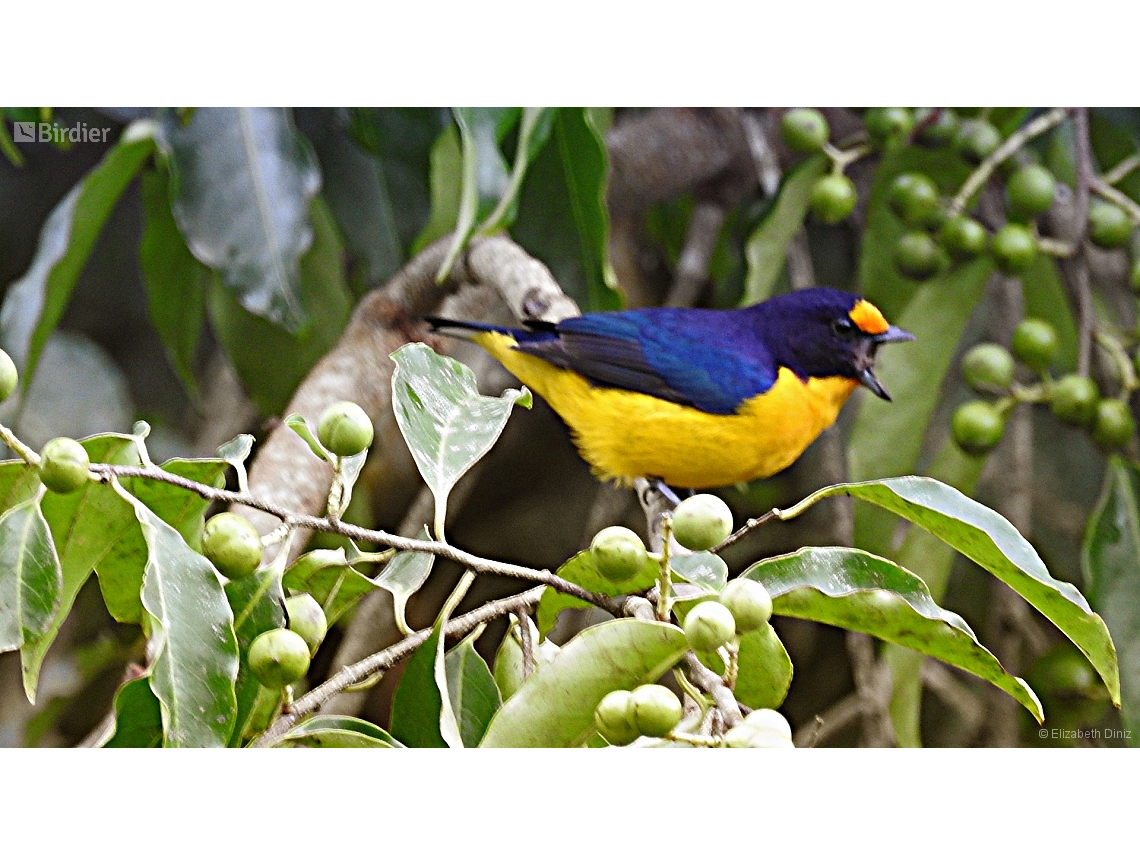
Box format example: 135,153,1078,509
282,547,382,626
670,551,728,593
278,715,403,748
480,618,688,747
742,154,828,305
389,625,447,748
113,481,239,747
1082,457,1140,746
535,549,659,636
0,498,61,652
284,414,332,463
139,166,208,396
390,342,531,537
226,565,285,746
103,676,163,748
411,123,462,254
734,623,793,711
444,632,501,747
375,530,435,635
745,547,1042,720
479,107,559,235
0,126,155,383
157,107,321,331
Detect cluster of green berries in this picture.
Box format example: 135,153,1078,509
247,594,329,690
953,318,1136,456
779,109,858,226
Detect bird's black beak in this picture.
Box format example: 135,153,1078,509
857,325,915,401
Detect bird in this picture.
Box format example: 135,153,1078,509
426,287,913,491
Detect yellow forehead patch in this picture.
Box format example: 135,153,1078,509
849,299,889,335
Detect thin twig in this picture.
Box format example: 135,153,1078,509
1073,108,1095,378
517,607,535,679
666,201,726,307
684,651,743,729
1091,175,1140,224
1103,153,1140,187
709,509,780,554
845,632,896,747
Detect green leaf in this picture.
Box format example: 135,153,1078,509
734,623,793,710
437,108,499,281
282,547,382,626
493,613,560,702
0,459,42,512
112,481,239,747
535,549,659,636
103,677,163,748
391,342,531,538
157,107,320,332
389,625,447,748
742,154,828,305
445,632,501,747
670,551,728,593
479,108,559,235
278,715,403,748
849,262,991,556
208,195,353,414
0,128,155,383
480,618,688,747
784,476,1120,706
745,546,1042,720
512,108,617,311
284,414,332,463
1083,457,1140,746
139,166,208,396
0,498,61,652
124,458,226,544
411,123,462,254
225,565,285,746
375,531,435,635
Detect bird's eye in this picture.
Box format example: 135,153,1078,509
831,318,855,338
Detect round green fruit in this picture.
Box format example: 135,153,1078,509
317,401,374,458
590,526,648,583
888,173,940,227
780,108,829,154
202,512,263,580
1087,201,1131,249
914,108,958,147
0,348,17,403
864,108,913,147
672,493,733,551
1005,165,1056,220
1011,318,1059,372
595,689,639,746
38,437,90,494
1030,644,1102,699
809,174,857,224
961,343,1015,392
893,231,941,281
631,684,683,738
285,593,328,655
248,628,311,689
683,601,737,652
954,119,1002,164
1050,375,1100,427
717,578,773,634
952,400,1005,456
990,224,1038,273
1091,399,1136,450
939,215,988,260
744,708,794,740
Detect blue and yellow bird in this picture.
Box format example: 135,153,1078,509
427,287,913,490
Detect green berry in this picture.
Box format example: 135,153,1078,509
683,601,737,652
723,710,795,748
590,526,648,583
1091,399,1136,450
990,224,1038,274
718,578,773,634
317,401,374,458
0,349,17,403
1050,375,1100,427
672,493,733,551
1030,644,1103,699
864,108,913,148
961,343,1015,393
595,690,639,746
954,119,1002,164
1011,318,1059,372
285,593,328,655
780,109,829,154
631,684,683,738
893,231,941,281
1005,165,1056,220
1088,201,1131,249
202,512,263,580
809,174,857,224
248,628,311,689
38,437,90,494
744,708,794,740
888,173,940,227
939,215,988,260
952,400,1005,456
914,108,958,147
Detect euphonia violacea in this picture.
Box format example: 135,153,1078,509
427,287,913,490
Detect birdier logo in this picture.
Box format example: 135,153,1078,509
11,121,110,144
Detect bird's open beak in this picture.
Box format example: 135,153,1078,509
858,325,915,401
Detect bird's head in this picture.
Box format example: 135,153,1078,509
763,288,915,401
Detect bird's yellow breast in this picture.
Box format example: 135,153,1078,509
475,331,858,489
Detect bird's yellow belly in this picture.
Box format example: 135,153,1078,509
476,332,858,489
